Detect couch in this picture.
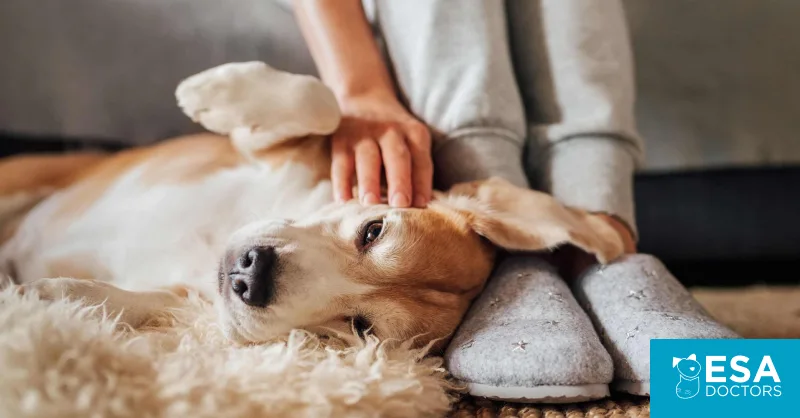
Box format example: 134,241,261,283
2,0,798,286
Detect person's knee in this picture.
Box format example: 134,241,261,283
433,130,528,189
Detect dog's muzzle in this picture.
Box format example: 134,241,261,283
224,246,278,307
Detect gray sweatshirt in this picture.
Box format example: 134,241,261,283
0,0,643,234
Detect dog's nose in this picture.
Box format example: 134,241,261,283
229,246,277,307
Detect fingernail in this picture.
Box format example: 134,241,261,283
362,192,380,205
413,194,428,208
390,193,410,208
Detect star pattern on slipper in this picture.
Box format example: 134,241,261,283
626,325,640,340
627,289,646,300
511,340,528,352
460,339,475,350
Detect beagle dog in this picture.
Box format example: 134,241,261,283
0,63,623,348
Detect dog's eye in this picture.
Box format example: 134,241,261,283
350,315,372,338
360,220,384,248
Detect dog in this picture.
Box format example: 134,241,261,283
673,354,702,399
0,62,624,349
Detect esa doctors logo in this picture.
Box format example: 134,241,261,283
652,340,798,418
672,353,781,399
672,354,702,399
702,354,782,398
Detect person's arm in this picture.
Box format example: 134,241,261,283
292,0,432,208
292,0,391,101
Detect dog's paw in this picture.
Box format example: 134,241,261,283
16,278,112,303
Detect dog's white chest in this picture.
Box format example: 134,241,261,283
3,161,332,293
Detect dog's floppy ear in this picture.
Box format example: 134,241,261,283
439,177,625,264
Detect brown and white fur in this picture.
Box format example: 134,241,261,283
0,63,624,349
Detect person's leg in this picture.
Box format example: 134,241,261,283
506,0,739,396
369,0,528,190
371,0,614,402
507,0,642,234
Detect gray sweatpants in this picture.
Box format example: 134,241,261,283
0,0,643,233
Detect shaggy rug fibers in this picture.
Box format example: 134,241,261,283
0,285,797,417
0,291,455,418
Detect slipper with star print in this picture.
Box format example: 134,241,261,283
445,256,614,403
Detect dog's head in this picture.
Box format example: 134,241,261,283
673,354,702,379
216,177,624,348
177,62,625,349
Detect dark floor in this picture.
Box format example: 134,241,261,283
661,258,800,288
634,166,800,288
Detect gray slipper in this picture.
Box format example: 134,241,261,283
445,256,613,403
572,254,740,396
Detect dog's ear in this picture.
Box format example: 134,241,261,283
673,357,683,368
687,354,697,361
438,177,625,264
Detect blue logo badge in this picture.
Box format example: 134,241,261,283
673,353,702,399
651,339,798,417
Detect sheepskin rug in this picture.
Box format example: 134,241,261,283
0,289,456,418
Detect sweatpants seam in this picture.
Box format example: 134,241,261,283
433,127,523,155
540,133,642,165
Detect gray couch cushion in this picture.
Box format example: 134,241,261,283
1,0,798,172
624,0,800,171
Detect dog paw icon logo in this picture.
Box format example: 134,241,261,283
673,354,702,399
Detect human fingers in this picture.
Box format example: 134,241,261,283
405,123,433,207
378,128,412,208
353,137,382,205
331,136,355,202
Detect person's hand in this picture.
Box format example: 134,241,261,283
293,0,431,207
331,91,433,208
547,214,637,280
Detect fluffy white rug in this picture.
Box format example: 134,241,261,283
0,290,456,418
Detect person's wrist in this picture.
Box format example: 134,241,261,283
334,83,398,109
